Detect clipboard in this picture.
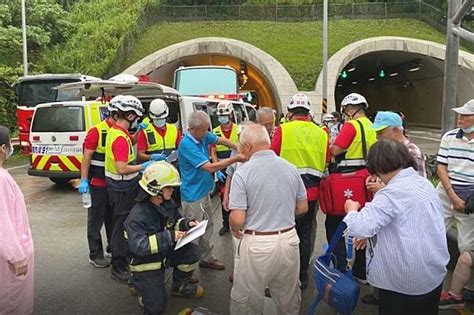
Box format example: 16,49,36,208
174,220,208,250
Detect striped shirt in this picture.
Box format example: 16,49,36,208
343,167,449,295
437,128,474,186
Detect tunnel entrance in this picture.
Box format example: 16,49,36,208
335,51,446,128
145,53,276,109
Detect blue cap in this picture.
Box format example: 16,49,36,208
371,111,403,131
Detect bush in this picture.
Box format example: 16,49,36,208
42,0,151,77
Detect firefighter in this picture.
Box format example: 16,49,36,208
270,93,329,290
328,92,377,283
211,101,239,236
78,96,123,268
105,95,151,284
137,98,182,163
125,161,204,314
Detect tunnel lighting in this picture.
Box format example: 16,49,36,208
378,70,385,78
352,81,357,85
337,84,343,87
389,72,399,77
408,66,421,72
368,77,375,81
347,66,356,72
340,70,349,79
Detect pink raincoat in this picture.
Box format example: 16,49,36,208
0,168,34,314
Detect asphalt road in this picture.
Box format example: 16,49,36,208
8,149,468,315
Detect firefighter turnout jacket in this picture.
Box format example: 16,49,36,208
124,199,193,273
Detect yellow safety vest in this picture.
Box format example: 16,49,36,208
89,119,112,179
213,123,238,153
280,120,328,178
143,123,178,154
338,117,377,167
105,126,137,181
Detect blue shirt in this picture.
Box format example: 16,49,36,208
343,168,449,295
178,131,218,202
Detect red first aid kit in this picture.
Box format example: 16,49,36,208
319,168,372,216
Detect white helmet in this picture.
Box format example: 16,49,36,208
149,99,169,119
113,95,144,117
216,101,233,116
288,93,311,111
108,95,123,113
322,113,335,122
340,93,369,110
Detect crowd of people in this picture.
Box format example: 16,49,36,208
2,90,474,315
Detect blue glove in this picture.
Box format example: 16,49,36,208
78,179,89,194
150,153,167,161
140,161,153,173
216,170,226,182
137,122,148,131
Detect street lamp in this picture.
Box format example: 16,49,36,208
21,0,28,76
322,0,328,114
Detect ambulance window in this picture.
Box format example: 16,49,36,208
32,106,85,132
232,104,245,124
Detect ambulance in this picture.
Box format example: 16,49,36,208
28,76,179,185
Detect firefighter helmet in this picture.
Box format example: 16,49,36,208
288,93,311,111
216,101,233,116
149,99,169,119
340,93,369,110
139,161,181,196
113,95,144,117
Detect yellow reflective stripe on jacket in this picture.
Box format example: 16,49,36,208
176,262,198,273
280,120,328,176
343,117,377,161
129,262,163,272
175,218,186,231
144,123,178,152
213,124,238,152
149,235,159,254
104,127,136,179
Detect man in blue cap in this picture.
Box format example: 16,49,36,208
371,111,426,177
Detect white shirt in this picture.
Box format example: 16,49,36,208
343,168,449,295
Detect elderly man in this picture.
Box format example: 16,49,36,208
256,107,275,138
437,99,474,307
229,124,308,315
371,111,426,177
178,111,245,270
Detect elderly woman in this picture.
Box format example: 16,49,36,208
344,139,449,315
0,125,34,314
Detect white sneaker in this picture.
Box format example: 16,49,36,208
104,251,112,259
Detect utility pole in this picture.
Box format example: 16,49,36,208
21,0,28,76
442,0,474,134
322,0,328,114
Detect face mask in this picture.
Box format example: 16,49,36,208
218,116,230,125
153,118,166,128
327,122,334,129
462,126,474,133
130,118,138,130
2,143,13,159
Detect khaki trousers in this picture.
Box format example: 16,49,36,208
230,228,301,315
181,194,216,263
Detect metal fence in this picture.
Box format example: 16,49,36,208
148,3,420,21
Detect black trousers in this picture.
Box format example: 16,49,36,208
296,200,317,281
88,185,113,259
108,187,138,270
378,283,443,315
324,214,366,279
131,244,200,315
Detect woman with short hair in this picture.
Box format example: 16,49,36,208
0,124,34,314
344,139,450,315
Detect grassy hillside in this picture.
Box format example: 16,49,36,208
124,19,450,90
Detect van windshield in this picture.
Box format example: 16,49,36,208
175,68,237,96
32,106,85,132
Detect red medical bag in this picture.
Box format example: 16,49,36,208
319,168,372,216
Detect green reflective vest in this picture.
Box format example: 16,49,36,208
339,116,377,167
280,120,328,177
